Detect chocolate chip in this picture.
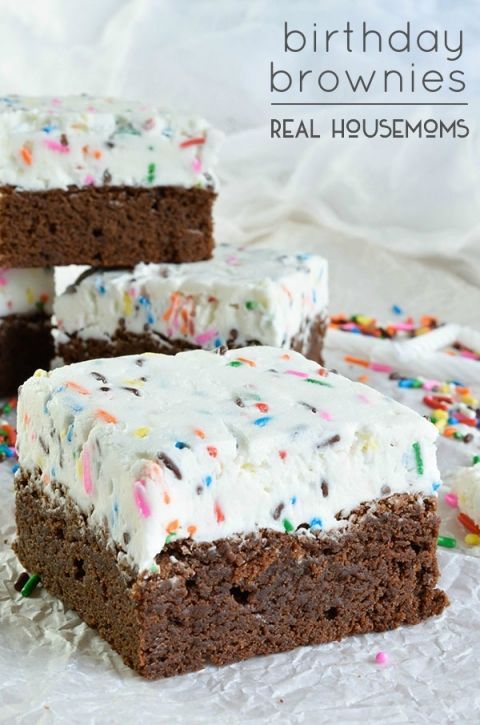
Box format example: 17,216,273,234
105,140,115,149
60,133,68,147
272,502,284,520
300,401,317,413
389,372,401,380
99,386,110,392
123,532,130,545
135,358,145,367
103,169,112,184
122,387,141,397
196,485,203,495
234,397,245,407
39,436,49,454
157,453,182,480
321,480,329,497
381,485,391,495
91,371,108,384
317,434,341,448
464,434,474,444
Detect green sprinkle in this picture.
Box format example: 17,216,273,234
165,532,177,544
305,378,333,388
437,536,456,548
245,300,258,310
473,455,480,465
411,379,423,389
147,162,156,183
20,573,41,597
150,563,160,574
412,441,424,475
283,518,294,533
228,361,242,367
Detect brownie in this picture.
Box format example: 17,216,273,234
56,314,327,366
0,314,53,395
0,185,216,267
14,473,448,679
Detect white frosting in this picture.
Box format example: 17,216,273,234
0,95,222,191
0,267,54,317
54,245,328,349
17,346,441,572
451,464,480,525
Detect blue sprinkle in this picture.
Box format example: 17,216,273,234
296,253,311,262
398,379,414,388
175,441,187,449
214,337,222,348
51,467,56,478
66,423,74,442
290,496,297,505
310,517,323,529
147,313,155,325
54,385,66,394
253,416,272,427
312,289,317,304
95,277,106,295
392,304,403,315
203,475,213,487
162,127,173,138
432,482,441,492
11,463,19,473
70,402,83,413
138,296,150,306
448,416,458,425
5,447,14,458
42,124,57,133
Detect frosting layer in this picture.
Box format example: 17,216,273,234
54,245,328,349
0,95,221,191
451,463,480,525
0,267,54,317
17,346,440,571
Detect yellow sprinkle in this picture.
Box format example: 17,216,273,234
123,378,146,387
123,292,134,316
26,288,34,305
134,427,150,438
34,369,47,377
434,409,448,419
76,458,83,480
465,533,480,546
461,395,477,406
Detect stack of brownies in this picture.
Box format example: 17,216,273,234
0,94,329,387
7,95,448,681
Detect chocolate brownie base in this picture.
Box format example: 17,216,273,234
14,470,448,679
0,185,216,267
57,315,328,366
0,314,53,395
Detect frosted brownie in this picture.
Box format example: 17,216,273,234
0,267,54,393
0,95,221,266
14,346,448,678
54,245,328,364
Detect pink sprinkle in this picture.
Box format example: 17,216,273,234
44,139,69,153
444,492,458,508
393,322,415,331
82,448,93,495
134,480,151,518
358,393,371,404
286,369,308,378
422,379,440,391
375,651,389,665
192,158,202,173
195,329,217,345
319,410,333,421
226,255,239,266
0,270,8,286
84,174,95,186
370,362,392,373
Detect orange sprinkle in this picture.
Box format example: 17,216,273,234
96,409,118,424
317,367,329,377
20,146,32,165
93,150,102,159
358,374,369,383
458,512,480,536
166,519,179,533
281,353,291,360
279,450,287,460
194,428,205,439
207,445,218,458
163,491,171,505
237,357,256,367
344,355,369,368
443,426,456,438
66,381,91,395
42,473,50,485
187,524,197,537
162,292,179,322
214,501,225,524
457,387,471,395
256,402,269,413
23,413,30,426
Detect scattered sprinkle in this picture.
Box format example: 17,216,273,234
20,573,41,597
437,535,456,548
375,651,389,665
